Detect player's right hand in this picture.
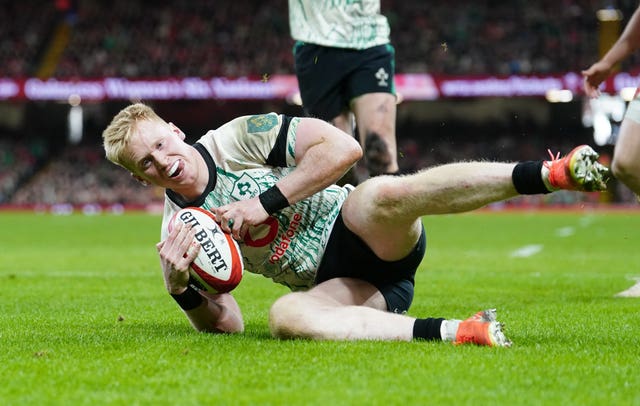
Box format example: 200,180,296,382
156,221,200,294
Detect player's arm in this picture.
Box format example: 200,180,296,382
214,117,362,239
157,221,244,333
175,290,244,334
583,6,640,96
276,117,362,204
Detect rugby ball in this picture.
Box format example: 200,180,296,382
168,207,243,294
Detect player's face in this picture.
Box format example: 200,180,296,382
125,119,200,191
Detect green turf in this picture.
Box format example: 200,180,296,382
1,210,639,405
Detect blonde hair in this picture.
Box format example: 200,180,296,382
102,103,163,170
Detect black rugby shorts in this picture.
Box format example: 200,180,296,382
315,212,426,313
293,42,396,121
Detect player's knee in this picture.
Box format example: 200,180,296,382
359,175,410,222
611,155,640,185
268,292,310,339
364,131,393,176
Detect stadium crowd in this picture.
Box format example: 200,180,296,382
3,0,640,78
8,143,162,208
0,128,613,209
0,138,47,203
0,0,638,208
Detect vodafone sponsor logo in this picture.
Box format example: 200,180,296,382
268,212,302,265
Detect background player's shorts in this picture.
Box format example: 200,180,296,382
315,212,426,313
294,42,396,121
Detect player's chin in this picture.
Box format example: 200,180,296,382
162,173,189,189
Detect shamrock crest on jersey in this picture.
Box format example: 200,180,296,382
231,173,261,201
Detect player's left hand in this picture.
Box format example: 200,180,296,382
211,198,269,240
581,61,613,98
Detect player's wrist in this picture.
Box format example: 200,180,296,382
168,285,188,295
170,286,204,310
258,185,289,215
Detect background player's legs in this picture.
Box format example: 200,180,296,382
330,111,360,186
352,92,399,176
612,117,640,198
330,110,355,136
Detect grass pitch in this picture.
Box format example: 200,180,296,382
1,210,639,405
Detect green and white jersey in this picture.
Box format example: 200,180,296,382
161,113,351,291
289,0,390,49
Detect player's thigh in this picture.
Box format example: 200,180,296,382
614,116,640,172
269,278,386,332
345,44,397,137
341,177,424,260
308,277,387,310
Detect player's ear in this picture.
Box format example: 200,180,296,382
131,173,150,186
168,122,185,140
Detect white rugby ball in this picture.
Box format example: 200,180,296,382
168,207,243,294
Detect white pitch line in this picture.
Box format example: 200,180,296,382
510,244,543,258
555,226,575,237
578,215,595,228
615,277,640,297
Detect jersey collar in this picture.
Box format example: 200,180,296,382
165,142,217,208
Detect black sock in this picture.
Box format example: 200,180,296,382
512,161,550,195
412,318,445,341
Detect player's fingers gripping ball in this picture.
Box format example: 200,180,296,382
168,207,244,294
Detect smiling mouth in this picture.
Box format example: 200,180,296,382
168,160,181,178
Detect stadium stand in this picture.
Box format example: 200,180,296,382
0,2,56,77
0,0,637,207
9,144,162,207
4,0,638,79
0,138,46,203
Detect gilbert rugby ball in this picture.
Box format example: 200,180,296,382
168,207,243,294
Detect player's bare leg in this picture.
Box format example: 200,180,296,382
612,119,640,297
331,111,360,186
269,277,415,341
269,277,511,346
342,145,608,262
352,92,399,176
342,162,518,261
612,118,640,198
